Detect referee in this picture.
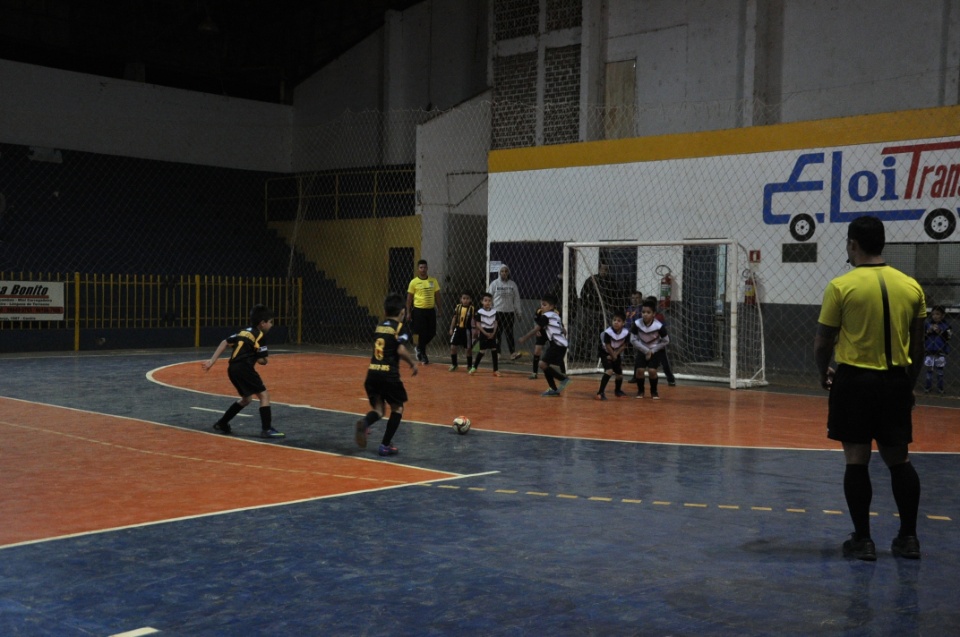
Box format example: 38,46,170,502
814,216,926,561
406,259,441,364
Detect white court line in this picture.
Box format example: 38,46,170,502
0,469,500,551
190,406,251,417
109,628,160,637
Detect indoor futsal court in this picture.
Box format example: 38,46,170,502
2,348,959,636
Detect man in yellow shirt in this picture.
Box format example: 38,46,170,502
406,259,441,364
814,216,926,561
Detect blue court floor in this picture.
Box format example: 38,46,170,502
1,351,958,636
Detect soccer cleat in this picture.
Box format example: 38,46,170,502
842,533,877,561
378,443,399,456
468,367,478,374
260,428,285,439
891,535,921,559
595,393,607,401
213,422,232,435
493,371,502,377
541,389,560,397
510,352,523,360
651,392,660,400
448,365,458,372
415,347,422,362
557,378,571,393
635,393,644,399
614,389,626,397
528,373,538,380
355,418,369,448
667,381,677,387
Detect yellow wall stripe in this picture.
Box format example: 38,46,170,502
489,104,960,173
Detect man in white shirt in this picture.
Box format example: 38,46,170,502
487,264,523,360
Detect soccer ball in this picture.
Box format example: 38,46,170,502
453,416,471,435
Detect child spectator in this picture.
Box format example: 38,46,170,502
596,309,630,400
202,304,284,438
631,298,670,399
924,305,952,394
355,293,419,456
471,293,500,376
448,291,476,372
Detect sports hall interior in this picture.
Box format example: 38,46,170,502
2,1,959,635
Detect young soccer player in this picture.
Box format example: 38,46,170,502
923,304,952,394
448,291,476,372
630,298,670,399
596,309,630,400
646,295,677,386
533,293,571,396
202,304,284,438
355,293,419,456
470,293,500,376
625,291,643,383
523,306,547,379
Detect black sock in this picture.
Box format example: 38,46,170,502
474,352,484,369
615,376,623,392
451,354,458,367
492,350,499,372
382,411,402,446
259,405,272,431
636,373,645,394
467,354,474,368
364,410,381,426
532,355,540,374
844,464,873,539
598,374,611,394
219,402,244,425
544,367,557,390
889,462,921,537
650,377,659,395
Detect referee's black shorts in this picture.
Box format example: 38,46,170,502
827,364,914,446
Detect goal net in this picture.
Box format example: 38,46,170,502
563,240,766,389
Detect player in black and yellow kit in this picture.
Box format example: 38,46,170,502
448,291,475,372
202,304,284,439
356,293,419,456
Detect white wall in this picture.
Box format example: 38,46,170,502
602,0,960,134
0,59,292,172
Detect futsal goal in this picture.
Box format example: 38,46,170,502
562,239,766,389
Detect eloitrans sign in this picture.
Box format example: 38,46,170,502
0,281,66,321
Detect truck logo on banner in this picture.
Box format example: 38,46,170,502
763,140,960,242
0,281,66,321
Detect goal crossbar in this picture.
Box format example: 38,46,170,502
561,239,767,389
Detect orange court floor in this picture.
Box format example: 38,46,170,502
154,351,960,452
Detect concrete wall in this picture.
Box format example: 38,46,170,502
0,59,292,172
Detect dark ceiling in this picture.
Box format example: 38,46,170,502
0,0,426,104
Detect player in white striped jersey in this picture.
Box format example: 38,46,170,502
471,293,500,376
631,298,670,399
531,293,570,396
596,309,630,400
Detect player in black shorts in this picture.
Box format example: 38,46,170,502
355,293,419,456
202,304,284,439
814,216,926,561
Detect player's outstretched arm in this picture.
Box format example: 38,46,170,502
202,340,229,371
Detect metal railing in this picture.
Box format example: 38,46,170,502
0,272,302,349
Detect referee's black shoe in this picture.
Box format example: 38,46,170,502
891,535,921,559
842,533,877,561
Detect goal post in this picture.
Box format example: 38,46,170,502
562,239,766,389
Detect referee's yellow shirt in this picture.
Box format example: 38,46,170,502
408,276,440,309
818,264,926,370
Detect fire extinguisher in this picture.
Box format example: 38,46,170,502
743,270,757,306
657,266,672,310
